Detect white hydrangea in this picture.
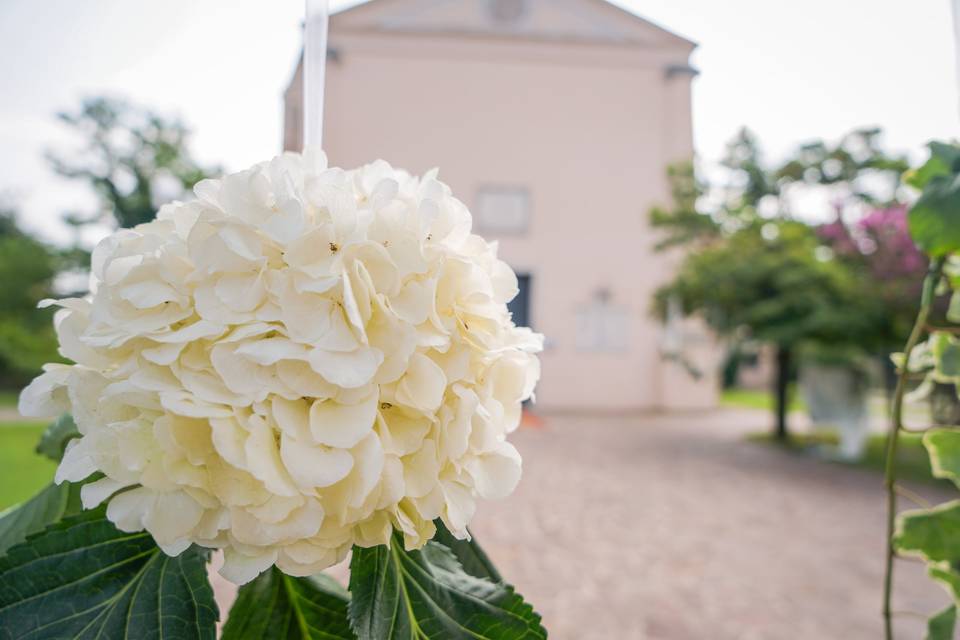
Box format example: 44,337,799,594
19,150,542,585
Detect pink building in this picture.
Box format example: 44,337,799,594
284,0,720,412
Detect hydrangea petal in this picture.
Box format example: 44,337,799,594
308,346,383,389
221,547,279,585
466,442,522,500
245,417,299,497
309,391,378,449
396,353,446,412
280,434,354,489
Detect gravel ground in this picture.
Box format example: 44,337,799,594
212,408,951,639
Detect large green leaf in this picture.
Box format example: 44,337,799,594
222,568,354,639
905,142,960,190
932,334,960,379
927,604,957,640
925,430,960,488
909,172,960,257
432,521,502,583
0,481,80,556
0,507,217,639
348,536,546,640
35,413,79,461
895,501,960,562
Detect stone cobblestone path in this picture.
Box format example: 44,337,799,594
212,409,951,639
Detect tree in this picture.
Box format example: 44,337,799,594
656,220,880,439
819,205,928,354
720,127,781,218
775,127,909,208
0,208,63,387
47,97,219,229
652,127,905,439
649,162,718,249
652,128,780,248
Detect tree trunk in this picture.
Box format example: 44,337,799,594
880,349,898,404
773,345,792,441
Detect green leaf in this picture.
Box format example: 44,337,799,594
0,507,218,639
895,501,960,562
925,430,960,488
932,334,960,379
927,604,956,640
929,562,960,601
948,291,960,324
905,142,960,190
348,535,546,640
222,568,354,639
432,521,503,583
35,413,79,461
0,481,80,556
909,172,960,257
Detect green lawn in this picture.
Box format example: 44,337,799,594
721,387,806,412
0,420,56,511
747,430,937,485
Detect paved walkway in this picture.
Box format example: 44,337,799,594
210,408,952,638
0,407,21,422
469,409,950,639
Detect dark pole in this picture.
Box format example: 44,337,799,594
774,344,791,441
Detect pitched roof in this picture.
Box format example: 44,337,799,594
329,0,696,49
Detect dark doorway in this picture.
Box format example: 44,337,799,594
508,273,532,328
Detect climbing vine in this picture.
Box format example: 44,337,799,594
885,141,960,639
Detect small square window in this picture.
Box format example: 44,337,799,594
475,185,530,235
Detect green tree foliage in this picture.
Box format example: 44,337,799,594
720,127,781,218
649,162,717,249
0,209,63,387
818,206,928,360
656,219,880,439
652,127,905,438
658,221,877,347
651,128,778,248
48,96,219,229
0,98,218,388
776,127,908,206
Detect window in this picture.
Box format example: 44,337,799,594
475,185,531,235
488,0,528,24
575,289,629,352
508,274,532,328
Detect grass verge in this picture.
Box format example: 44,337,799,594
721,387,806,413
0,420,56,511
747,429,937,485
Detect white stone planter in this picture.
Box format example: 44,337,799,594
799,364,869,461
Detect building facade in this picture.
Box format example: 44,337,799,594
284,0,720,412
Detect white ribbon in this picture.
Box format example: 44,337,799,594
304,0,330,150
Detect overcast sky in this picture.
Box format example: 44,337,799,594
1,0,957,244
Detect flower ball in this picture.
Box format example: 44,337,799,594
19,150,542,584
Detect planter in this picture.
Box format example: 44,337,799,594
799,364,869,461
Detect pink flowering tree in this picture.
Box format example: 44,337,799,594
819,205,928,354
